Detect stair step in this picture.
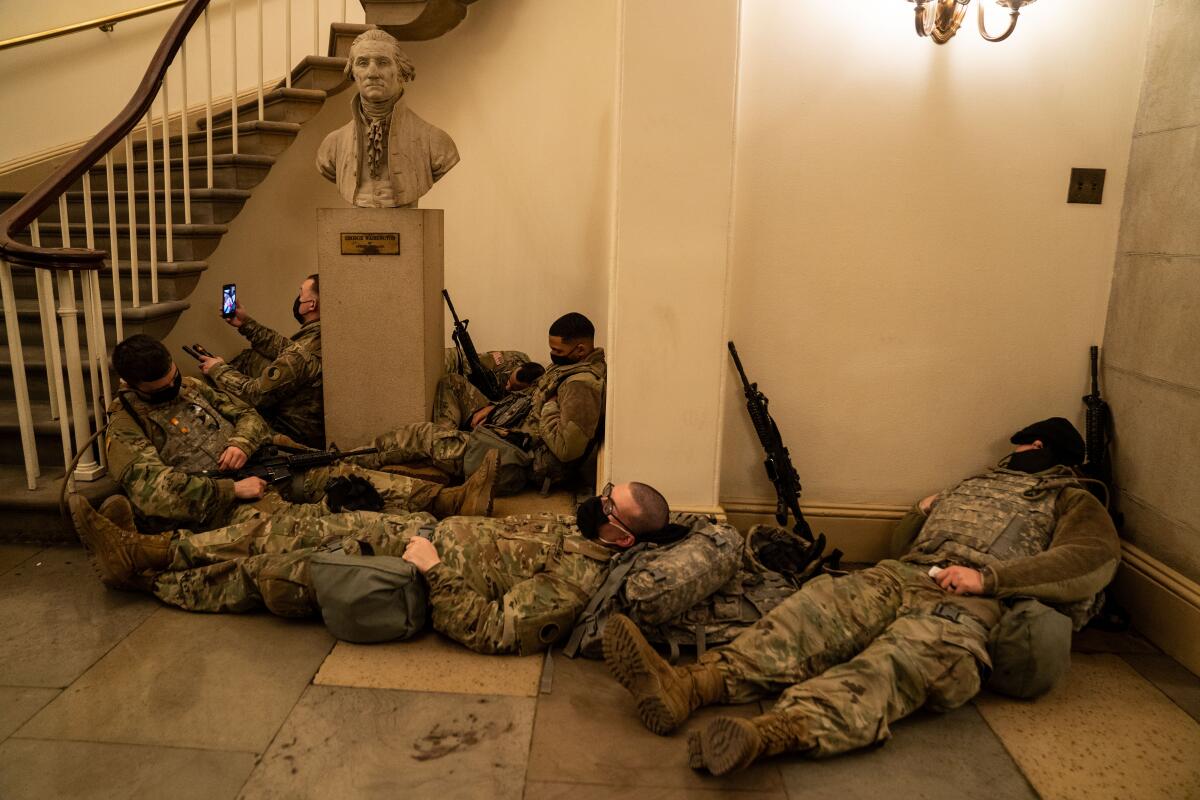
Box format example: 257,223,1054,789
0,401,98,468
14,221,228,262
0,463,119,544
128,120,301,160
0,344,107,404
3,297,191,344
5,259,207,304
80,153,276,192
0,188,251,227
285,55,351,95
330,23,374,58
202,87,327,130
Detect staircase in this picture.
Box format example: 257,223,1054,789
0,18,399,543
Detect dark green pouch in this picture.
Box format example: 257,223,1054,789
309,553,428,643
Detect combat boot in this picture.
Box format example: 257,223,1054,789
98,494,136,532
68,494,170,591
603,614,727,735
432,450,498,518
687,711,814,776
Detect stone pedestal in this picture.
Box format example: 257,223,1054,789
318,208,443,447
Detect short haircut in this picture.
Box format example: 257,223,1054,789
624,482,670,535
548,312,595,342
306,273,320,296
112,334,172,386
345,30,416,83
514,361,545,385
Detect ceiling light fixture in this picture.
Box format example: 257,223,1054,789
910,0,1038,45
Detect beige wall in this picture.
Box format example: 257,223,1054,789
162,0,619,373
719,0,1154,511
1102,0,1200,584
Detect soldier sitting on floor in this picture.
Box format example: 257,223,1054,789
69,480,681,656
602,417,1121,776
435,358,544,431
103,335,496,536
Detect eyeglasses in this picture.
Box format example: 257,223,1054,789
599,482,635,537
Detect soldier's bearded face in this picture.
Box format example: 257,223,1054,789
351,41,402,104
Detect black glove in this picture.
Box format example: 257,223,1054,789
324,475,384,513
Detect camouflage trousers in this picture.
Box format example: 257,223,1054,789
360,422,469,478
288,462,442,514
701,560,1000,758
433,373,489,430
153,510,435,616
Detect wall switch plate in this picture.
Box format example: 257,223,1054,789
1068,168,1106,204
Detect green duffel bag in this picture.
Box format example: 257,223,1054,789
986,597,1073,699
309,552,428,643
463,424,533,496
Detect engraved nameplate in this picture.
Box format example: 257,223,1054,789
340,233,400,255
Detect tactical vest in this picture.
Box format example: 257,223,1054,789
117,379,235,474
902,467,1080,570
521,349,606,478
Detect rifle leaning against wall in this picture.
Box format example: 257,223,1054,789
727,341,840,576
442,289,504,403
1081,346,1122,527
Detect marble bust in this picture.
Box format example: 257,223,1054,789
316,29,460,208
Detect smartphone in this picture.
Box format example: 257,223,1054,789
221,283,237,318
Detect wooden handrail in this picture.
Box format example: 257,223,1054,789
0,1,187,53
0,0,209,271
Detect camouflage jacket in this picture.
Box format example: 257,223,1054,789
443,348,531,382
208,318,325,448
423,512,615,655
520,348,606,474
105,378,272,531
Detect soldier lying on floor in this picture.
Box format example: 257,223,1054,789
70,480,677,655
601,417,1122,776
104,335,495,536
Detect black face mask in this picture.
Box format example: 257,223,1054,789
292,296,306,325
1005,448,1060,474
550,353,576,367
575,496,607,539
139,369,182,405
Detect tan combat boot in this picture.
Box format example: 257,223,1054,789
687,712,814,776
603,613,727,735
68,494,170,591
432,450,498,518
98,494,136,532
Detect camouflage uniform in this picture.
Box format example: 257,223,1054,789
106,378,442,534
442,348,530,381
207,318,325,448
150,511,615,654
436,349,531,429
369,349,606,484
693,467,1121,757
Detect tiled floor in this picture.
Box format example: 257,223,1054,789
1,540,1198,800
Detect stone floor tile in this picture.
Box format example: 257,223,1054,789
0,547,158,687
314,632,543,696
1072,626,1159,655
776,705,1036,800
1121,651,1200,724
0,545,41,575
0,738,256,800
238,685,535,800
525,782,786,799
525,653,784,793
976,653,1200,800
0,687,58,740
18,607,334,753
493,489,579,517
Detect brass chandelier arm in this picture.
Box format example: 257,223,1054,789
977,2,1022,43
913,0,971,45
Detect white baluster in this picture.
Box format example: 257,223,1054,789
57,198,103,481
124,135,140,309
231,0,239,155
204,7,214,188
161,81,174,274
181,42,193,225
30,221,61,422
145,110,159,306
104,153,124,342
257,0,265,121
80,176,108,469
285,0,293,89
1,255,40,489
34,262,73,469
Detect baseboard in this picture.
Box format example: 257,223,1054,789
720,499,907,563
1112,543,1200,677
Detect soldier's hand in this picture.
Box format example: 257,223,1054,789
198,355,225,375
469,405,494,429
217,445,249,471
918,493,938,514
402,536,442,574
223,300,248,329
935,565,984,596
234,476,267,500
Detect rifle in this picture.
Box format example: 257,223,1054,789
442,290,504,402
727,341,815,541
1082,346,1117,510
200,445,378,486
